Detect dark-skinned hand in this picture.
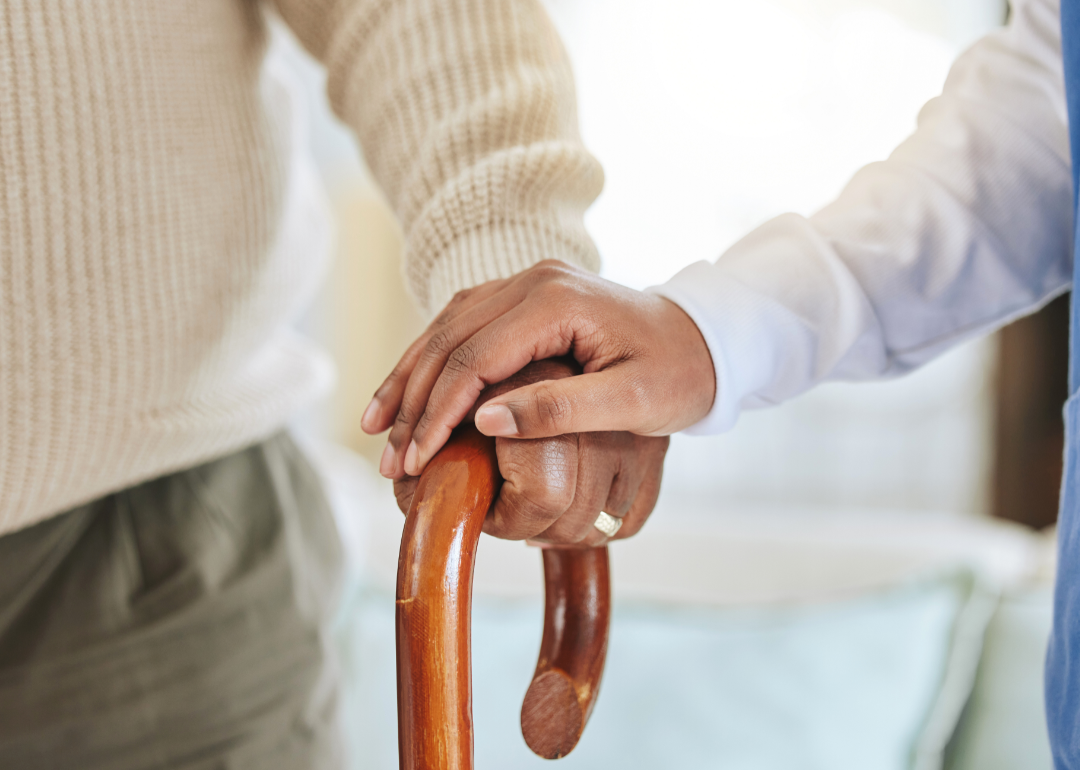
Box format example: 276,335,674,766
365,260,715,478
392,358,669,546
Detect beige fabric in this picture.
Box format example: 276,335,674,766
0,0,602,534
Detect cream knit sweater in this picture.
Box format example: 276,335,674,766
0,0,602,534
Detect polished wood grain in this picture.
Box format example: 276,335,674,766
396,426,499,770
521,547,610,759
396,425,611,768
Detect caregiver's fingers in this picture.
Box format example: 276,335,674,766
394,356,583,514
362,333,427,437
395,302,577,477
405,293,715,474
381,261,618,477
366,259,584,440
361,277,511,437
378,293,544,480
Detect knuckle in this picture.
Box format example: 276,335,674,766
527,263,577,293
530,260,567,277
412,414,432,442
425,328,457,359
535,476,575,516
623,376,652,415
393,402,416,428
446,343,479,376
509,466,574,517
520,483,578,524
491,493,552,539
533,384,573,432
534,274,573,302
507,495,552,531
492,438,577,537
533,263,564,282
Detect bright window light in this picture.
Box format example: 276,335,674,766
544,0,1007,518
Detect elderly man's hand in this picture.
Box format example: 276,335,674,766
392,358,669,546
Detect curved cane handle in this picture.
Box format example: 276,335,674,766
396,426,610,769
521,546,610,758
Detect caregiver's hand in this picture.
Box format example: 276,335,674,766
365,260,715,477
392,358,669,545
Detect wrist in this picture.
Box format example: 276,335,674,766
653,296,717,432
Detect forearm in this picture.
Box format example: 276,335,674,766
270,0,603,315
653,0,1072,434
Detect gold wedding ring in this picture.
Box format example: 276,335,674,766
593,511,623,538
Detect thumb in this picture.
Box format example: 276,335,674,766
474,369,652,438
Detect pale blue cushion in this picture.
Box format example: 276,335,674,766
946,587,1053,770
336,570,983,770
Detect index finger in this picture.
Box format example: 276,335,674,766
361,278,511,436
398,299,579,475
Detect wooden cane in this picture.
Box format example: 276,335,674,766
396,425,611,769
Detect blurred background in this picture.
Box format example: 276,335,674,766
278,0,1063,767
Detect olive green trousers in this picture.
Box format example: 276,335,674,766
0,433,344,769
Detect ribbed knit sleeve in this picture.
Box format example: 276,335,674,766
270,0,604,315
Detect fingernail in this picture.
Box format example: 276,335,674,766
361,398,381,433
403,440,420,476
476,404,517,437
379,443,396,477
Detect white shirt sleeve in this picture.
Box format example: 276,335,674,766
649,0,1073,435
